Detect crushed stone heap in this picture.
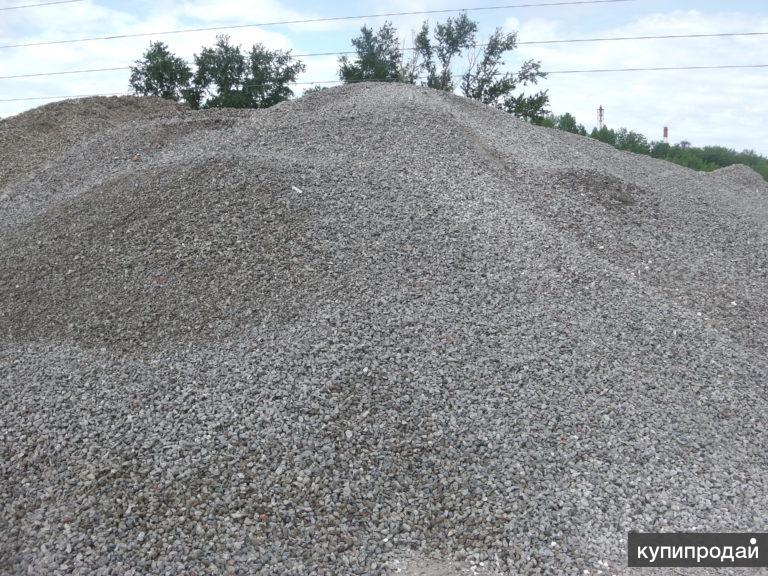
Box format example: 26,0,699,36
1,83,767,575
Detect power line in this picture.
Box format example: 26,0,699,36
0,0,634,50
0,0,82,10
296,63,768,79
0,66,130,80
3,30,768,81
546,63,768,73
1,63,766,103
518,30,768,45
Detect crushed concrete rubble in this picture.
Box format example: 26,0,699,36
1,83,767,575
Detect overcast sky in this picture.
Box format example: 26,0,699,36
1,0,766,153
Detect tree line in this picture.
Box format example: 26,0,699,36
128,38,305,109
536,112,768,181
129,14,549,120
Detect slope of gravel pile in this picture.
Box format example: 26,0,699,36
0,96,186,182
1,83,767,575
0,96,188,229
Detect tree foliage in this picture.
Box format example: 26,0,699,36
614,128,650,155
461,31,548,121
129,36,304,109
190,36,249,108
339,23,404,83
340,15,549,121
534,115,557,129
535,112,587,135
129,41,193,102
590,125,617,147
415,14,477,90
555,112,587,135
247,44,306,107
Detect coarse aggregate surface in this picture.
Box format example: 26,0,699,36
1,83,767,575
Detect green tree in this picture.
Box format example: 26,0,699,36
615,128,650,154
339,23,404,82
129,41,193,102
503,89,550,122
244,44,306,108
533,114,557,128
650,141,671,159
412,14,477,90
190,36,304,109
407,23,433,85
461,30,548,121
339,15,548,120
192,36,248,108
410,14,549,120
591,126,617,147
555,112,586,135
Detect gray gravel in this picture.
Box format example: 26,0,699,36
1,83,767,575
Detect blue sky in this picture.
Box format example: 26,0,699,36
1,0,767,153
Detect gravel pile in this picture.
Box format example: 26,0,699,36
1,83,767,575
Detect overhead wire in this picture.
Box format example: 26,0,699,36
0,0,82,11
0,0,635,49
2,31,767,81
1,63,766,103
546,63,768,73
0,66,130,80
